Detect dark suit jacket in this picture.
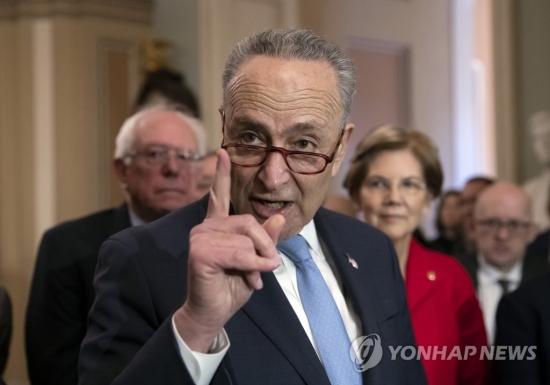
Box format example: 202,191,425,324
0,286,12,385
458,253,550,289
527,229,550,262
26,204,131,385
495,272,550,384
79,195,427,384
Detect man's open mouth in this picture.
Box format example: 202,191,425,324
250,198,293,219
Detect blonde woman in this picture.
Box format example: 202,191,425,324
344,125,487,385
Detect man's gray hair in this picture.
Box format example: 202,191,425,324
222,29,356,124
114,104,207,163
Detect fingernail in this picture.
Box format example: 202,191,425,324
256,277,263,290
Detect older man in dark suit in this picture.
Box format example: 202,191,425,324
79,29,426,385
0,286,11,385
25,104,207,385
459,182,550,344
495,272,550,384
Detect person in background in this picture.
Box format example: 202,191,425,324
0,286,11,385
453,176,494,258
25,104,207,385
133,69,217,202
460,182,549,344
430,190,462,255
344,125,487,385
495,271,550,384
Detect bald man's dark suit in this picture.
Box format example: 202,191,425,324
0,286,12,385
26,204,131,385
79,195,426,384
495,272,550,384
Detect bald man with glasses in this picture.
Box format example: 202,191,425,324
459,182,550,344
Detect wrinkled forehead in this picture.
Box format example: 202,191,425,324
224,56,343,126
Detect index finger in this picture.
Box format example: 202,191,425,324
206,149,232,218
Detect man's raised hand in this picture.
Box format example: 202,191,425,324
174,149,285,353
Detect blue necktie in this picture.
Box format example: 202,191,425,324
277,235,362,385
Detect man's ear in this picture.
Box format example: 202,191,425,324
331,123,354,177
113,158,128,187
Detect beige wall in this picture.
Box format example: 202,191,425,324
301,0,455,188
0,2,151,383
516,0,550,182
197,0,299,151
152,0,201,110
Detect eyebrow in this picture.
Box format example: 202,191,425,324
290,122,321,133
231,116,268,133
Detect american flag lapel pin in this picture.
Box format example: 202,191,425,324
346,253,359,269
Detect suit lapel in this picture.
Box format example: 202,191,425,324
241,273,331,385
314,210,393,331
314,209,399,384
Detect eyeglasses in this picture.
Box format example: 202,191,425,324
128,145,201,167
220,119,345,175
476,218,532,235
363,176,427,197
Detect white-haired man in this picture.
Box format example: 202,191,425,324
26,105,206,385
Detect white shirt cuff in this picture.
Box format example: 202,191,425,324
171,315,230,385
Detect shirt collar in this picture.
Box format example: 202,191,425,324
297,219,323,258
477,253,523,284
128,207,147,227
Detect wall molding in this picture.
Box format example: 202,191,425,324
0,0,152,22
97,38,139,208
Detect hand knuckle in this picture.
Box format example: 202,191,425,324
242,214,257,227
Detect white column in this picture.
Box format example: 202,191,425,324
32,18,56,241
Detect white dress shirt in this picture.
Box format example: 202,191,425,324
128,207,146,227
476,254,522,344
172,219,361,384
